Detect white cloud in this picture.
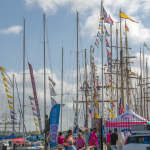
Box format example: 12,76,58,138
0,26,22,34
24,0,150,44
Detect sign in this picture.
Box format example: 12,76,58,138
50,104,60,148
28,62,42,133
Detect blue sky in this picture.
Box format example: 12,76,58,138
0,0,150,131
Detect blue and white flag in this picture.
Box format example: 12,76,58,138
50,105,60,148
49,76,56,87
50,83,57,96
29,96,35,100
51,97,57,107
33,112,38,117
105,30,110,37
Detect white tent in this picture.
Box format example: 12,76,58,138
111,109,147,122
105,109,147,135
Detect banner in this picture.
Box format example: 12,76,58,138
50,104,60,148
28,62,42,133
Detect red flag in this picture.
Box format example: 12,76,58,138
119,98,124,115
2,120,5,121
30,101,35,106
32,107,37,111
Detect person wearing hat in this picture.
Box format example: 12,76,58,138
83,128,90,147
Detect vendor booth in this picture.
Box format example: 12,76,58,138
106,109,147,136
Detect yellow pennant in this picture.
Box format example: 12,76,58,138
8,100,13,105
90,53,92,59
7,94,13,99
111,113,116,118
5,88,11,93
0,66,6,72
106,92,108,96
35,122,39,127
130,71,135,75
1,72,4,77
95,99,98,106
95,112,100,118
9,105,15,110
34,117,37,122
110,98,114,103
119,12,139,23
110,108,113,113
3,76,8,83
109,84,117,89
4,83,10,89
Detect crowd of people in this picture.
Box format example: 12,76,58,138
46,127,99,150
106,128,130,150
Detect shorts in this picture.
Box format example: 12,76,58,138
106,142,111,149
58,144,64,148
111,145,117,150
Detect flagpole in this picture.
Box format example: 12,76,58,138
77,11,79,127
90,45,93,128
23,18,25,141
125,21,129,110
101,0,104,149
13,74,14,136
120,9,125,110
43,13,47,150
60,47,63,131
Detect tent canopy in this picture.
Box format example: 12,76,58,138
111,109,147,122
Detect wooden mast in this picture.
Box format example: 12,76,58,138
125,21,129,109
120,9,125,109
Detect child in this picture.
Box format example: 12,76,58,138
57,132,64,150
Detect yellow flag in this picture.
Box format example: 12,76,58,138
95,99,98,106
5,88,11,93
8,100,13,105
95,112,100,118
110,108,113,113
9,105,15,110
110,98,114,103
4,83,10,89
3,76,8,82
7,94,13,99
0,66,6,71
109,84,116,89
34,117,37,122
111,113,116,118
130,71,135,75
119,12,139,23
1,72,4,77
106,92,108,96
90,52,92,59
94,65,97,68
35,122,39,127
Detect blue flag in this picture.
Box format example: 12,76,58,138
50,105,60,148
51,97,57,107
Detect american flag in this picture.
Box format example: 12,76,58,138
89,109,94,118
119,98,124,115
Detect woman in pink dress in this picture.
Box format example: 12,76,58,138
76,133,86,150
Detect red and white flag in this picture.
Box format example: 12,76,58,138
119,98,124,115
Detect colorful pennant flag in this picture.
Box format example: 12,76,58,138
7,94,13,99
49,83,57,96
9,105,15,110
130,71,135,75
4,83,10,89
0,66,6,72
109,84,116,89
34,117,37,122
143,42,150,51
125,25,129,32
8,100,13,105
95,112,100,118
32,107,37,111
48,76,56,87
29,96,35,100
